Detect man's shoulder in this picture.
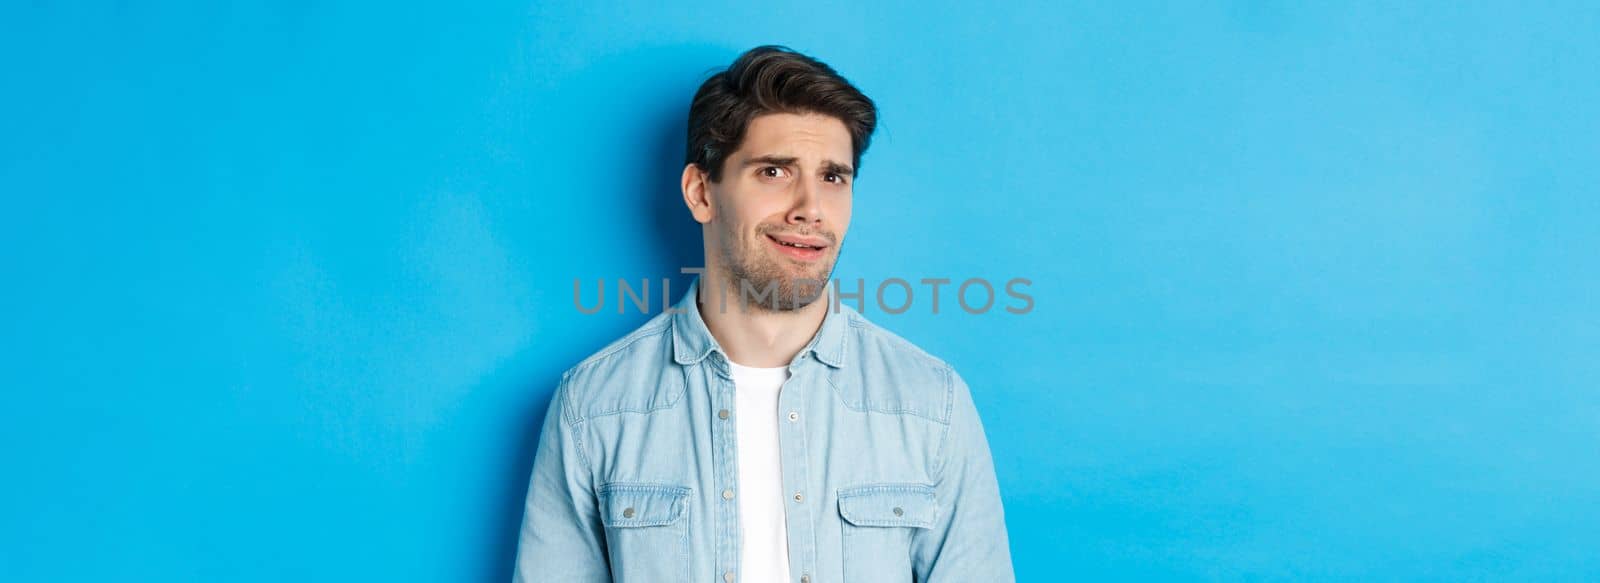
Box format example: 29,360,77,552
555,312,682,423
836,308,962,425
564,311,675,376
843,308,952,370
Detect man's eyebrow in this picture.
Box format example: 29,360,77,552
740,155,799,169
740,155,855,177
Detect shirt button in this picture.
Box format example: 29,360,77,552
724,571,735,583
801,576,810,583
787,411,799,421
722,489,735,500
793,492,803,503
893,506,904,516
622,507,635,518
718,409,730,420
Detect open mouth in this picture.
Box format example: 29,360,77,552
766,233,828,261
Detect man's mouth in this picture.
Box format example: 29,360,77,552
766,233,829,262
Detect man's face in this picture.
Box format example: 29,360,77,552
686,112,855,312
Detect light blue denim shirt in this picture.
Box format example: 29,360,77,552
513,277,1015,582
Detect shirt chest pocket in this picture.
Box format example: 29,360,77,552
837,484,937,583
598,483,691,583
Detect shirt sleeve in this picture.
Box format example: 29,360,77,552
512,372,612,582
911,366,1017,582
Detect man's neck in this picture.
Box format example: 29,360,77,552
697,275,828,368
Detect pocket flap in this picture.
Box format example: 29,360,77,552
598,483,690,527
837,484,937,528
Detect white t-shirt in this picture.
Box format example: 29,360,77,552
727,360,793,583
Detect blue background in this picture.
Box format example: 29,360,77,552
3,2,1597,581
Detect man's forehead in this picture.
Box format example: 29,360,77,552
738,113,852,158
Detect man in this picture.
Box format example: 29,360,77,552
513,45,1014,583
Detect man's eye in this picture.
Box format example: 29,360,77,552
826,173,846,184
761,167,786,178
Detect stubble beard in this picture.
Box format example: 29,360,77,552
718,230,835,313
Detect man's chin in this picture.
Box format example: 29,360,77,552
789,277,833,305
770,287,827,312
784,269,833,291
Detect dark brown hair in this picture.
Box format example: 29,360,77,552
685,45,878,183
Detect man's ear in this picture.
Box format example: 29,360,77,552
681,163,715,224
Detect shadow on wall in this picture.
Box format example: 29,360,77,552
484,42,730,580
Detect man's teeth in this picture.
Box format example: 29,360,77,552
777,239,816,249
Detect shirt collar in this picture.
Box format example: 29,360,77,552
670,275,848,369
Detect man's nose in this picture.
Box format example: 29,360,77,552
787,180,823,225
